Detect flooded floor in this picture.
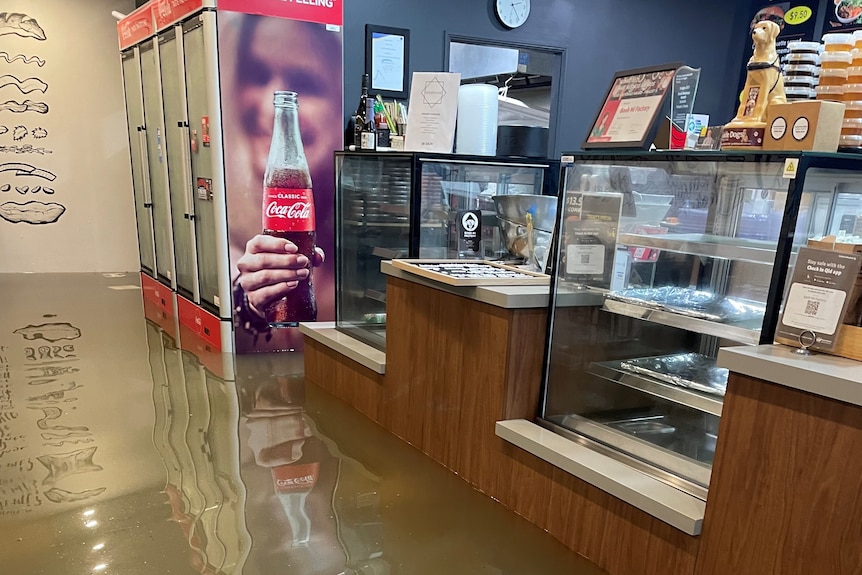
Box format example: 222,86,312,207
0,273,605,574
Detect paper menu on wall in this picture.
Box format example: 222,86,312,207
775,247,862,352
404,72,460,153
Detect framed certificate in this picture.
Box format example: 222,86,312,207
365,24,410,99
583,62,682,150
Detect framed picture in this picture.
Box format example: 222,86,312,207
365,24,410,99
583,62,682,150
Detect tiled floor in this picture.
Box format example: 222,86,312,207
0,273,605,574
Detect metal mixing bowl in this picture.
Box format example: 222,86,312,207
492,194,558,269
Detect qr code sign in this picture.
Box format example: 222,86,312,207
580,253,591,264
804,300,820,316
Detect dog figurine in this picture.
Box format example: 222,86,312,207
727,20,786,128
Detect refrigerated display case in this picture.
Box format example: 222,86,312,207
540,152,862,500
334,151,559,350
118,2,234,351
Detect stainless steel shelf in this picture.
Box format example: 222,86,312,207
617,233,778,265
364,288,387,303
372,246,408,259
551,414,713,490
587,361,724,417
602,299,762,345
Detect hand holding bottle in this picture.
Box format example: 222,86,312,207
237,235,324,318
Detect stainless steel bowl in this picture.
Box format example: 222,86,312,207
492,194,557,269
492,194,557,233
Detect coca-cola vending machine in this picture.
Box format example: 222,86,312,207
118,0,343,354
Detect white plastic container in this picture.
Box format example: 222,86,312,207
456,84,498,156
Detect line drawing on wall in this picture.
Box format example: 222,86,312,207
0,100,49,114
0,184,9,192
0,162,56,180
0,145,53,155
27,365,79,377
44,487,106,503
0,13,47,41
31,127,46,139
0,76,48,95
12,125,26,140
16,185,28,194
0,53,46,67
0,126,7,135
44,438,93,448
37,448,102,486
15,323,82,342
27,381,82,402
0,201,66,224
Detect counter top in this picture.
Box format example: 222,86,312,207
718,344,862,407
381,261,605,309
299,322,386,374
496,419,705,535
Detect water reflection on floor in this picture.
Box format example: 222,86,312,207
0,274,604,574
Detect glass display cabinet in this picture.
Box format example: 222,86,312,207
541,152,862,499
335,151,558,350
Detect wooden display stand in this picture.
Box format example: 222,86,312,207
764,101,844,152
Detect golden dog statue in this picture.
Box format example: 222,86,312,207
722,20,787,147
730,20,787,126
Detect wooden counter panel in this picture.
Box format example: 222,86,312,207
386,276,511,472
694,372,862,575
304,338,384,422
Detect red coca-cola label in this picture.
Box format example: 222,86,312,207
272,463,320,493
263,188,315,232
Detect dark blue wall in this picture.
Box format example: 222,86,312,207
343,0,752,155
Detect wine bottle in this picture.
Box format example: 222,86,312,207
353,74,372,149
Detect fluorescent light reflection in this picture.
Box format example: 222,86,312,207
82,509,95,517
84,520,98,529
92,543,105,551
93,564,108,572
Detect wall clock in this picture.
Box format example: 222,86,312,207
495,0,531,29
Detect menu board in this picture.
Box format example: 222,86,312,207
826,0,862,31
583,64,679,149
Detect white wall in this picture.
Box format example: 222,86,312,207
0,0,139,272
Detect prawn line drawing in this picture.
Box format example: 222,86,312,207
0,53,46,67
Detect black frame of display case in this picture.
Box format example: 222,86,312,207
334,151,561,350
538,150,862,495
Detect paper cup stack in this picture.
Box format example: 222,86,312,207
784,41,821,101
456,84,499,156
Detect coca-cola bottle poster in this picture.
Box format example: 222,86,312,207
218,1,343,352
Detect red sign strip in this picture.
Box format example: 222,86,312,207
118,3,155,50
152,0,209,31
218,0,343,26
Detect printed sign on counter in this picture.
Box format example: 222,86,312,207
404,72,461,153
562,192,623,289
776,247,862,352
583,63,678,149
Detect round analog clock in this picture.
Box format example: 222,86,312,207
495,0,531,29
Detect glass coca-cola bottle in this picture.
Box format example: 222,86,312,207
262,91,317,327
